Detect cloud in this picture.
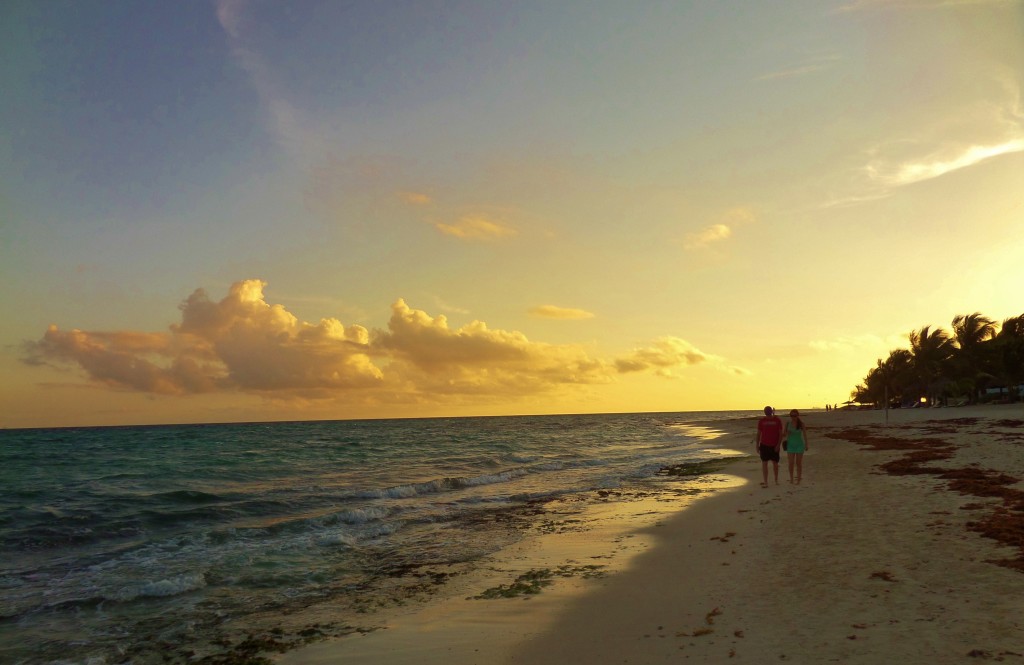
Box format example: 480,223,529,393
435,215,518,240
684,223,732,250
373,299,611,395
828,77,1024,205
401,191,433,205
215,0,322,158
864,138,1024,187
809,333,908,352
25,280,381,396
25,327,214,395
614,337,717,377
720,207,758,226
614,337,752,377
818,191,894,209
836,0,1018,11
25,281,734,406
683,207,756,250
757,56,840,81
528,305,595,320
433,297,471,315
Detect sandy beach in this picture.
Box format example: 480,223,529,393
278,404,1024,665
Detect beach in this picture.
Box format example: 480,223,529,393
278,404,1024,665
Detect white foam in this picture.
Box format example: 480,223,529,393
106,572,206,601
331,506,391,524
315,532,357,547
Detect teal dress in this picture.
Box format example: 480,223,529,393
785,426,806,454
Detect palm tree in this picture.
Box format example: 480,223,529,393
880,348,913,406
857,349,913,407
908,325,954,405
991,314,1024,401
952,312,997,349
850,313,1024,406
951,313,997,403
997,314,1024,339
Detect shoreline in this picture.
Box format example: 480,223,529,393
277,403,1024,664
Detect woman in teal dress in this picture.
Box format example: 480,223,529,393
783,409,809,484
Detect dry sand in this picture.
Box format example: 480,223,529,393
278,404,1024,665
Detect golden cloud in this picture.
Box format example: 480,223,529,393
400,191,432,205
26,280,382,396
684,223,732,250
24,281,730,405
528,305,596,320
435,215,518,240
614,337,715,376
373,299,612,396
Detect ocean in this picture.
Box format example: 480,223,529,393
0,411,755,664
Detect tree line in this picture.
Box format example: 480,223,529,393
852,312,1024,408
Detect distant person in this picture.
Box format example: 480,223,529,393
783,409,809,484
755,406,783,487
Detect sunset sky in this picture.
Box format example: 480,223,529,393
3,0,1022,428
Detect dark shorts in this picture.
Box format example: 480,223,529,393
758,445,780,462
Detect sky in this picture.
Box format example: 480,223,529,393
2,0,1022,428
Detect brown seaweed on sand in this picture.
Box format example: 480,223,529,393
827,426,1024,573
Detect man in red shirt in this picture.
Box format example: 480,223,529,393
756,406,783,487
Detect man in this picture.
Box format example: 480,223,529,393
756,405,783,487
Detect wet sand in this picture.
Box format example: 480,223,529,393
278,404,1024,665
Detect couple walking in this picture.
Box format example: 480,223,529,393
755,406,808,487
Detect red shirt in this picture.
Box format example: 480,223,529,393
757,416,783,447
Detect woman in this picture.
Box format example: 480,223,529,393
783,409,809,484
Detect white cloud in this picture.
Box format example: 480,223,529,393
215,0,324,158
828,77,1024,205
864,138,1024,187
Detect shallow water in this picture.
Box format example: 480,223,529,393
0,410,753,664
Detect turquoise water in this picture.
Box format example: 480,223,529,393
0,411,753,664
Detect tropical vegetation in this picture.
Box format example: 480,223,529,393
851,312,1024,408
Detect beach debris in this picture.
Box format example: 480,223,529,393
536,517,587,534
692,628,714,637
705,607,723,624
734,630,745,638
829,426,1024,574
659,459,728,477
190,623,371,665
710,532,736,543
472,569,555,598
869,571,897,582
471,564,606,599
